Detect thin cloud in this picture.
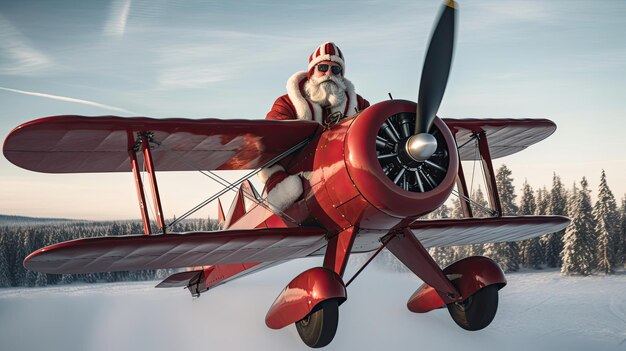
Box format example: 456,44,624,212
0,87,135,114
104,0,132,36
0,14,53,75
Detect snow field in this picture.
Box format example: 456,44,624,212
0,259,624,351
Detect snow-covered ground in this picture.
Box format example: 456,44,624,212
1,259,625,351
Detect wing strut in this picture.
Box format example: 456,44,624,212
129,149,151,234
141,133,166,232
477,131,502,216
129,132,167,235
450,130,502,218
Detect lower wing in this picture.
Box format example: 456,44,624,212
24,227,327,274
410,215,570,248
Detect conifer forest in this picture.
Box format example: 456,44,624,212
1,165,625,288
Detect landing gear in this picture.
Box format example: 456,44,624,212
296,299,339,348
447,285,499,331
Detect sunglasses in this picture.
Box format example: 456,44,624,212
317,64,342,75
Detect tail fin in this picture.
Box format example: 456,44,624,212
222,179,261,228
217,198,225,226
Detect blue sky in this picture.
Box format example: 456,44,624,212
1,0,625,220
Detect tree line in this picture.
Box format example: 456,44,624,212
1,165,625,288
425,166,625,276
0,218,219,288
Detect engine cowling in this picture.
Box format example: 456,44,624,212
345,99,458,217
305,99,458,231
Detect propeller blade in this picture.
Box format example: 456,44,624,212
416,0,457,134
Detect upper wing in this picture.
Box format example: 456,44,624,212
443,118,556,160
3,115,320,173
23,227,327,274
411,215,569,248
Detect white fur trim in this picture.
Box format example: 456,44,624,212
266,174,303,212
343,77,358,116
286,71,312,120
257,164,285,184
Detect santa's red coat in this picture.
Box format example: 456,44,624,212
259,71,370,208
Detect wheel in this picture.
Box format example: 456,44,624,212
447,284,499,331
295,299,339,348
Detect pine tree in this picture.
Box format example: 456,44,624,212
534,187,550,265
471,186,491,218
536,187,550,216
60,274,75,284
0,235,11,288
429,247,456,267
519,181,537,215
464,187,486,256
561,178,596,275
496,165,519,215
544,174,567,267
25,269,37,287
593,170,619,274
518,181,534,266
489,164,519,272
617,195,626,266
519,181,542,269
428,204,455,266
451,197,464,219
429,203,450,219
35,272,47,287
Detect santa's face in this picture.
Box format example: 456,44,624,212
305,61,346,108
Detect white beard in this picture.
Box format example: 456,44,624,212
304,75,347,108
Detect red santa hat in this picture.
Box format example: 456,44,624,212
307,41,345,79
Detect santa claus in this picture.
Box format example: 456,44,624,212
259,41,370,212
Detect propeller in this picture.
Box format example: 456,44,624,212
406,0,457,161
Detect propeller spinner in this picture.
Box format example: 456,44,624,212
406,0,457,161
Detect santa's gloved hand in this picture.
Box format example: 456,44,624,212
258,165,303,213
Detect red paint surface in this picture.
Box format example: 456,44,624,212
343,100,459,219
3,115,319,173
323,227,358,277
386,228,461,304
265,267,346,330
443,256,507,299
223,187,246,228
405,256,506,313
406,284,446,313
10,106,568,320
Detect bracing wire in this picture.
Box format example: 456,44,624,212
451,189,497,217
166,137,312,230
149,140,299,226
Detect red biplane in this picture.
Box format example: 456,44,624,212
3,1,569,348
